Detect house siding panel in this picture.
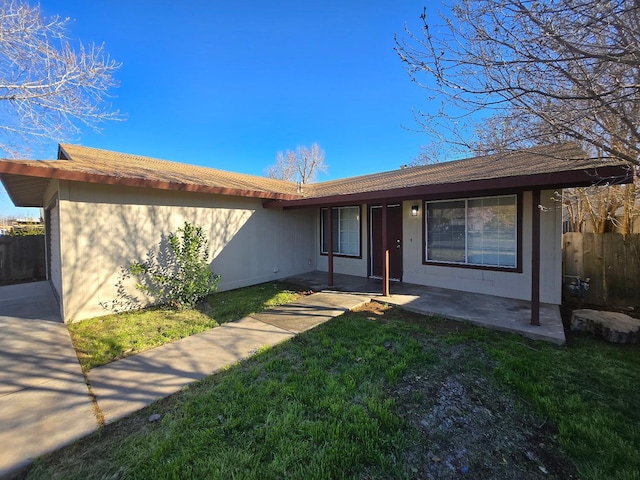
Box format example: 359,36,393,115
58,182,316,322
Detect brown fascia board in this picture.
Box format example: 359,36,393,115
0,162,302,201
263,164,632,209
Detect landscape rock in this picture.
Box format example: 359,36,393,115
148,413,162,422
570,309,640,344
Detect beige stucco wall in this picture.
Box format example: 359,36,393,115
314,190,563,305
56,181,316,322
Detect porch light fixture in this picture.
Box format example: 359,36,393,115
411,205,419,216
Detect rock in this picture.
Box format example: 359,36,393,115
570,309,640,344
148,413,162,422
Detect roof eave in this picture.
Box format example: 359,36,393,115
0,162,302,202
263,164,632,209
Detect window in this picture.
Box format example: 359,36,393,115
321,206,360,256
426,195,517,268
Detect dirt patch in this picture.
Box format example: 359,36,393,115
356,300,476,335
393,362,576,479
357,302,578,479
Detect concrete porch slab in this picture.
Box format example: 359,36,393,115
286,271,566,345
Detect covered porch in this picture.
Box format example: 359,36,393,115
265,146,631,339
286,271,566,344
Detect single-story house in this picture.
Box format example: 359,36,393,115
0,143,631,325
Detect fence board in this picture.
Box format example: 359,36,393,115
0,235,46,284
562,232,583,279
563,233,640,307
620,235,640,306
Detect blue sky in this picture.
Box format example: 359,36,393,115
3,0,446,216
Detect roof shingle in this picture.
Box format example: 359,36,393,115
303,143,626,199
0,142,631,208
57,144,302,198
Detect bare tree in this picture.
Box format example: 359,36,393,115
560,178,639,234
410,139,451,165
0,0,122,157
265,143,328,184
563,187,620,233
265,149,297,182
395,0,640,167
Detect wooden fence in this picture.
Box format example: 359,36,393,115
0,235,46,285
563,232,640,307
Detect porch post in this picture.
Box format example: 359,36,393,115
382,204,390,296
327,206,334,287
531,189,541,326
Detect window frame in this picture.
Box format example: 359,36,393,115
320,205,362,258
423,193,522,272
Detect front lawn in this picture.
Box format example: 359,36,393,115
68,282,306,371
31,303,640,479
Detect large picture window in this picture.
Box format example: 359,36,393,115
321,206,360,257
426,195,517,268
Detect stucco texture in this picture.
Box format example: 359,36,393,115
55,181,316,322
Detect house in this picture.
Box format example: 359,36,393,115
0,143,631,325
0,218,44,235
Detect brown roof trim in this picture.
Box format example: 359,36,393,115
263,164,631,209
0,161,302,201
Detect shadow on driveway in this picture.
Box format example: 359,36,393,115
0,282,97,478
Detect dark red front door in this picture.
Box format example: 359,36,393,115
370,204,403,280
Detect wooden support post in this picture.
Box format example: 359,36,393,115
382,204,390,296
531,189,541,326
327,206,334,287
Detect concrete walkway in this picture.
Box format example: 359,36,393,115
0,282,96,479
88,292,367,424
0,285,367,476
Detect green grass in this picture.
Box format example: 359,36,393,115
32,305,640,479
32,310,432,480
203,281,304,323
451,329,640,480
68,282,305,371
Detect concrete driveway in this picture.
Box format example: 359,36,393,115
0,282,97,478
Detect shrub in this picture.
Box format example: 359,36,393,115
128,222,219,309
